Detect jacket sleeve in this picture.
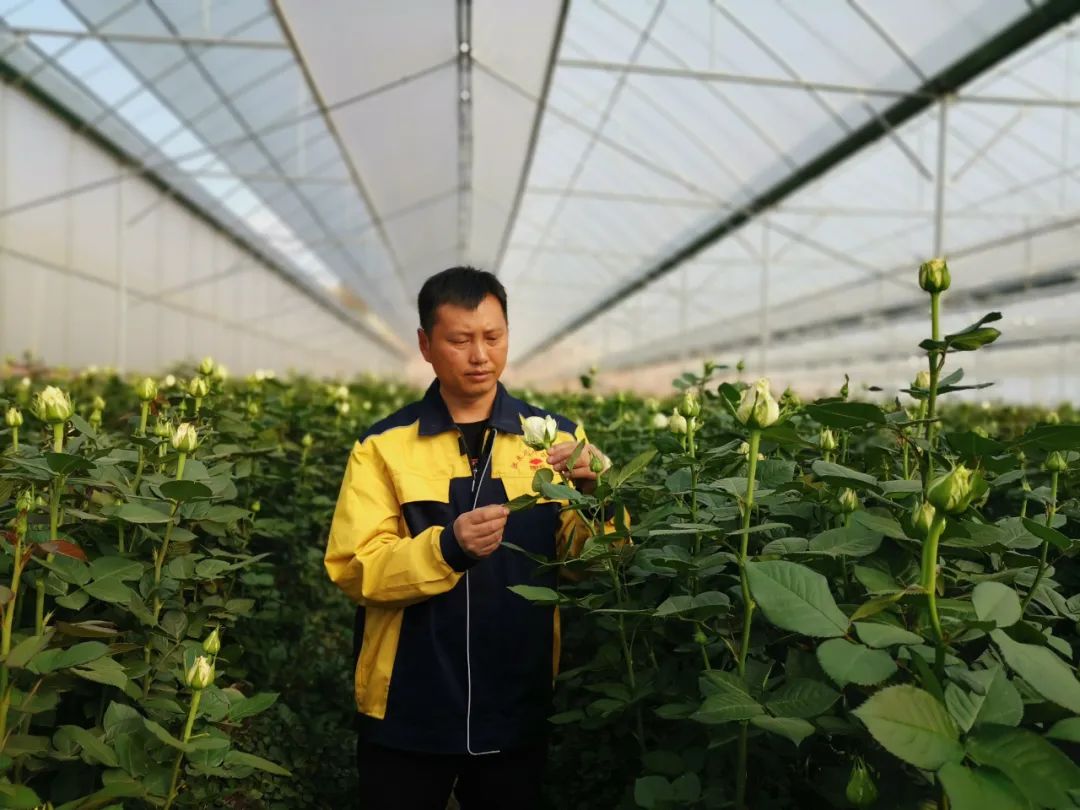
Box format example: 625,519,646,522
556,423,629,561
324,437,474,608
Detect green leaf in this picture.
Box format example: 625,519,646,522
946,327,1001,352
938,762,1032,810
1020,517,1071,551
507,585,561,605
195,559,231,579
811,460,879,490
223,750,291,776
506,493,540,513
29,641,110,674
853,622,923,648
227,692,279,722
159,479,214,501
1046,717,1080,743
765,678,839,719
972,582,1021,628
5,632,53,669
804,401,886,429
991,629,1080,713
115,502,173,524
642,750,683,777
89,556,143,582
53,725,118,767
82,579,134,604
944,668,1022,732
807,525,882,557
654,591,730,619
671,772,701,804
693,671,764,724
1012,424,1080,451
850,510,908,539
965,725,1080,809
745,561,849,638
852,684,962,770
44,452,93,475
609,448,657,489
750,715,815,747
0,784,41,809
143,718,191,752
816,639,897,687
634,775,673,809
71,655,128,690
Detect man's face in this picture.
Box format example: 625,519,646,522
418,294,508,399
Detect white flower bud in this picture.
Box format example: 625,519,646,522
669,410,688,435
651,412,669,430
520,414,559,450
185,655,214,690
918,257,950,294
32,386,74,424
202,628,221,655
187,377,210,399
135,377,158,402
171,423,199,454
735,378,780,429
5,407,22,428
198,356,216,376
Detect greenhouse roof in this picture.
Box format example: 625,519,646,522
0,0,1077,380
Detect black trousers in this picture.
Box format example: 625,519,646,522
356,737,547,810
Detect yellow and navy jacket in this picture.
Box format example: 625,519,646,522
325,379,612,754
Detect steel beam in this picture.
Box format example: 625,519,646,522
518,0,1080,365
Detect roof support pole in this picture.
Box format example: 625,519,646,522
758,218,771,375
933,98,949,258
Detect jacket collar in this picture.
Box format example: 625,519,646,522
418,378,524,436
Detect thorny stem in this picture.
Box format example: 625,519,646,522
0,506,28,746
164,689,203,810
921,513,948,679
737,430,762,676
1020,470,1059,612
735,429,762,810
924,293,943,489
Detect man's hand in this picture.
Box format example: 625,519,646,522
453,505,509,560
547,441,611,495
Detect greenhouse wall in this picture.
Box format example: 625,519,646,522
0,79,395,379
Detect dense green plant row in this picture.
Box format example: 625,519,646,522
511,260,1080,809
0,361,412,808
2,258,1079,809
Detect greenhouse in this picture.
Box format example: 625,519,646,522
0,0,1079,808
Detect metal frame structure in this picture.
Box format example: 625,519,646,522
0,0,1077,392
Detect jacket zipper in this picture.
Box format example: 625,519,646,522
464,426,500,755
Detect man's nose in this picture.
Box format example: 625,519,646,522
469,339,488,364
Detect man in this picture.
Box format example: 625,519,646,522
324,266,615,809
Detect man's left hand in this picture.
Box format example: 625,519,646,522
547,441,611,495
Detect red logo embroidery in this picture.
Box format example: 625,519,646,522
529,458,543,468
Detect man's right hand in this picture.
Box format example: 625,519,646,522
453,505,509,560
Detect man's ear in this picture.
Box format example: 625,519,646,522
417,328,432,363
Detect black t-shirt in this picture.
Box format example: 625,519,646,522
456,420,488,470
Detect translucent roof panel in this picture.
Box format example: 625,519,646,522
2,0,1076,388
508,0,1079,392
0,0,408,354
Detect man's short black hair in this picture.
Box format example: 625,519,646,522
417,266,508,334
